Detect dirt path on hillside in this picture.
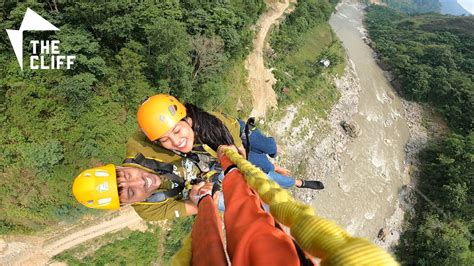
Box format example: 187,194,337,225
0,207,145,265
246,0,292,118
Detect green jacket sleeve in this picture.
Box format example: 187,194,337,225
126,130,182,164
132,199,188,221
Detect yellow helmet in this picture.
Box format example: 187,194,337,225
72,164,120,210
137,94,187,141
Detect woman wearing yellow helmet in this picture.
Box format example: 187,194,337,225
135,94,324,192
137,94,238,156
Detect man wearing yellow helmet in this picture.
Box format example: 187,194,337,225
72,158,214,221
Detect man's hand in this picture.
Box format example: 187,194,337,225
189,181,214,206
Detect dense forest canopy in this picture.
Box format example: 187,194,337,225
366,6,473,134
395,132,473,265
0,0,265,233
366,5,473,265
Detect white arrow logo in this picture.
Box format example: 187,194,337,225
6,8,59,70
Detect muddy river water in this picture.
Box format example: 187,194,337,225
311,1,410,242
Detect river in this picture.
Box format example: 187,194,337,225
310,0,411,243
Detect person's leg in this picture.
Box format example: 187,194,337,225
221,157,299,266
191,196,227,266
246,127,278,156
267,171,295,189
268,171,324,190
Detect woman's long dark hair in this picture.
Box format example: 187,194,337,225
185,103,234,151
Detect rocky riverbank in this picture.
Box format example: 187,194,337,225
270,59,361,205
272,57,428,250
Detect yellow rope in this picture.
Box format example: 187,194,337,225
223,147,399,266
172,148,399,265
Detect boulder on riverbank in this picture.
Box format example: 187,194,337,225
377,228,390,242
340,120,361,138
377,227,400,244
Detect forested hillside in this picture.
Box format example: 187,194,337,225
0,0,265,233
378,0,441,13
366,6,473,134
366,6,473,265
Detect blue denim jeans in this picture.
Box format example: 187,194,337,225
267,171,296,189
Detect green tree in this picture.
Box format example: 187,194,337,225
55,73,97,115
111,40,153,110
19,140,64,175
402,64,431,99
55,25,107,77
419,133,473,218
163,217,194,262
366,6,474,133
191,35,226,83
400,216,473,265
145,17,193,100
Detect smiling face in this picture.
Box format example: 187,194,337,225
157,118,194,153
116,166,162,204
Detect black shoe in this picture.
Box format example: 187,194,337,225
299,180,324,190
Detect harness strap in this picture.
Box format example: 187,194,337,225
123,153,174,174
192,144,218,158
244,117,255,159
139,180,185,203
202,144,218,158
202,170,218,180
163,182,186,198
161,173,185,186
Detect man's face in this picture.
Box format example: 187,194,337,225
158,118,194,153
116,166,162,204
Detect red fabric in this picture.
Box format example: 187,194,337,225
191,196,227,266
222,155,300,266
191,154,299,265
